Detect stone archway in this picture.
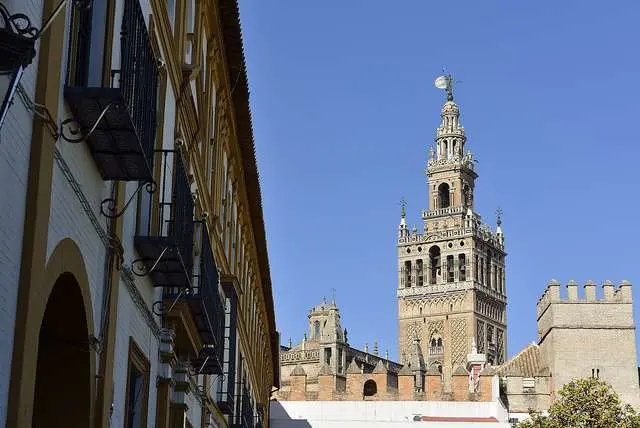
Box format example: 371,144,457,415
32,272,92,427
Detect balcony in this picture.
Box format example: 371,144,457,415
217,282,238,415
232,386,254,428
63,0,158,181
429,346,444,355
164,225,225,375
134,150,193,289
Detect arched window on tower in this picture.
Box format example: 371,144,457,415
446,255,454,283
429,246,441,285
443,140,448,158
459,254,466,281
463,184,471,207
416,259,424,287
486,252,492,289
404,260,412,288
438,183,450,208
314,320,320,340
429,335,443,355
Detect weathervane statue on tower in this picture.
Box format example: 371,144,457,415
434,73,454,101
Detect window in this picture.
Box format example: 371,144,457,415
208,85,217,193
474,255,479,282
437,183,450,208
167,0,176,30
416,259,424,287
523,377,535,394
429,246,440,284
404,260,412,288
124,338,150,428
314,321,320,339
459,254,466,281
65,3,92,86
446,255,454,283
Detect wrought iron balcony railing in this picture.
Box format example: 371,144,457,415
232,387,254,428
62,0,158,181
168,224,225,375
428,346,444,355
217,282,238,415
134,150,193,290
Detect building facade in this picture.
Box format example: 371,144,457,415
497,279,640,423
0,0,277,427
275,299,498,403
397,85,507,392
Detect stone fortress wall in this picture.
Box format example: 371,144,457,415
536,279,640,408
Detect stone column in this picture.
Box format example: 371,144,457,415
170,360,191,427
426,368,443,400
452,366,469,401
156,329,177,428
346,359,364,399
317,364,335,400
398,365,415,400
290,365,308,400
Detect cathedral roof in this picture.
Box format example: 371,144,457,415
372,360,388,374
290,365,307,376
494,343,548,377
346,359,361,374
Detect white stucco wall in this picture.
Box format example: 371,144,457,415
271,401,511,428
111,278,160,428
0,1,43,424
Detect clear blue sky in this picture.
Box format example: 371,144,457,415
238,1,640,361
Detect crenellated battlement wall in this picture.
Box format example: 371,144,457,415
536,279,632,320
536,279,640,409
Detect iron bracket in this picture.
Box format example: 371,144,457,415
100,180,156,219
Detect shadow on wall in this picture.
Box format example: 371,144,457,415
270,401,313,428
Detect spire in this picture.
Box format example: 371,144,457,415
398,197,408,238
406,337,425,371
373,341,379,356
496,207,504,245
431,73,469,166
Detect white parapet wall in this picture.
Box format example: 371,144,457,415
271,400,511,427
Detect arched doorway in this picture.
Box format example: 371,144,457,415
32,273,92,427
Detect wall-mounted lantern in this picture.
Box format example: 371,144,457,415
0,3,37,128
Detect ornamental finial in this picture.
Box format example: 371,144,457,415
400,197,407,218
496,207,503,227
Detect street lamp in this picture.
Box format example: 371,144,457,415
0,3,37,129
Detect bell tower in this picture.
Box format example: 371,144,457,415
397,75,507,392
